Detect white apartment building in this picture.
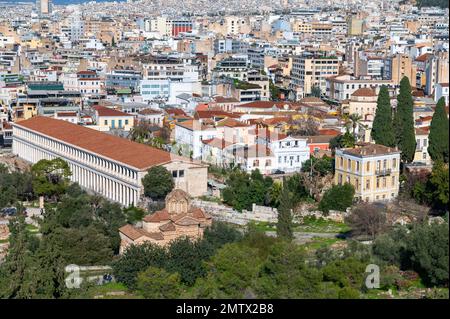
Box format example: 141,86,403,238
139,55,201,102
326,75,394,102
269,136,310,173
175,120,218,160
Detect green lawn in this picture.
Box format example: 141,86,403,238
26,224,39,233
303,237,344,250
294,216,351,234
0,238,8,244
82,282,142,299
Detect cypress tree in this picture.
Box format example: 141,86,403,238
371,85,396,147
276,184,294,241
394,77,416,163
428,97,449,163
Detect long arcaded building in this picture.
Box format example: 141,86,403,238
12,116,207,206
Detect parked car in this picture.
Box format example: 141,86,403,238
273,170,285,175
1,207,17,217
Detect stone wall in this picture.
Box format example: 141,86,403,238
192,200,348,225
192,200,278,225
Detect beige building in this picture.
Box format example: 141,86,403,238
93,106,134,131
118,189,212,253
413,127,432,165
347,88,378,121
387,54,417,87
347,16,364,36
292,54,339,98
335,144,401,202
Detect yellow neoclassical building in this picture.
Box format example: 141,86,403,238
334,144,401,202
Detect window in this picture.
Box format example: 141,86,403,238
253,160,260,167
366,179,370,190
392,176,396,186
347,159,351,170
278,156,282,163
104,120,108,125
393,158,397,168
383,159,387,169
178,170,184,178
423,153,427,159
340,157,343,167
338,174,343,185
172,171,177,178
366,161,370,171
383,177,386,187
111,120,115,128
356,161,360,172
125,119,129,125
376,178,380,188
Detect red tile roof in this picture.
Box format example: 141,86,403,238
143,209,170,222
94,106,131,117
318,129,341,136
351,88,377,97
14,116,174,170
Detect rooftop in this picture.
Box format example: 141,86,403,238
14,116,175,170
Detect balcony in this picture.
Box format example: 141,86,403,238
375,169,392,176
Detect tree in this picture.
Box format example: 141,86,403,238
165,237,208,286
285,173,310,205
289,115,319,136
142,166,174,200
269,79,281,100
31,158,71,200
112,242,167,289
301,156,334,176
222,169,272,211
319,183,355,214
371,85,396,147
394,77,416,163
255,242,323,298
123,205,146,223
0,216,37,298
322,257,366,292
372,226,410,267
202,221,243,250
428,97,449,163
330,131,356,150
407,222,449,287
346,203,387,239
346,113,364,136
311,85,321,98
276,185,294,241
427,162,449,212
137,267,182,299
190,243,262,298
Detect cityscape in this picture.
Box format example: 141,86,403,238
0,0,448,303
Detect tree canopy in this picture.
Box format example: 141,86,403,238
371,85,396,147
428,97,449,163
142,166,174,200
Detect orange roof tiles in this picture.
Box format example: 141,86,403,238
94,106,131,117
351,88,377,97
143,209,170,222
14,116,173,170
